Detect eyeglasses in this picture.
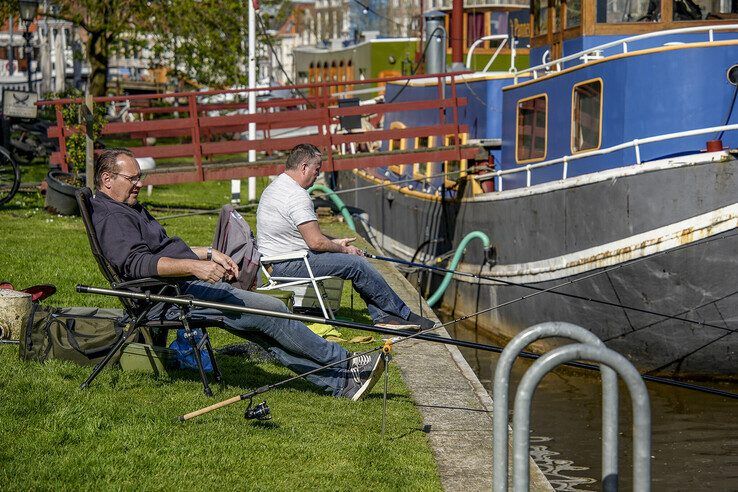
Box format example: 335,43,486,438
112,172,146,184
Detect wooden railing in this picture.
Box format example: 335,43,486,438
39,72,479,185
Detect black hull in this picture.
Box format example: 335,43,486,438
338,157,738,379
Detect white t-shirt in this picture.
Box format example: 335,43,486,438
256,173,317,257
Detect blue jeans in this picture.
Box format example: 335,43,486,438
154,281,350,396
271,251,411,323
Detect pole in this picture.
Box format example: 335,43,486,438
84,93,94,190
8,16,14,76
451,0,463,68
247,0,258,203
24,22,33,92
75,283,738,400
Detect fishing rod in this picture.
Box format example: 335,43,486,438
76,284,738,415
364,252,738,336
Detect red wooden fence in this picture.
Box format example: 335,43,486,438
39,72,479,185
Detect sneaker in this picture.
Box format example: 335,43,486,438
374,314,421,330
341,352,388,401
406,312,438,330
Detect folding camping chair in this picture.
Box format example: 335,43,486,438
75,187,222,396
257,251,336,319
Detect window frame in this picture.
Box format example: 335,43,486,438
515,93,548,164
570,77,604,154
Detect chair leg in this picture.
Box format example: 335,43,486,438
180,314,213,397
81,323,139,390
200,327,222,382
316,281,334,320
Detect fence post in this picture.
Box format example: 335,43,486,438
54,103,69,173
188,94,204,181
512,344,651,492
492,322,618,492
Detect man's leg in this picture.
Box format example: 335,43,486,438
271,252,411,323
169,281,351,395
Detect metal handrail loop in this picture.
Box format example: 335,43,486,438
515,23,738,83
512,344,651,492
492,322,618,492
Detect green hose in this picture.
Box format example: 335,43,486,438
427,231,491,307
307,184,357,232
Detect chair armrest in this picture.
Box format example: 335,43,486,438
113,277,192,289
261,250,309,263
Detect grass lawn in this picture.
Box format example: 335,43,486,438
0,167,441,490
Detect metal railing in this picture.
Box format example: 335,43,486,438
492,322,651,491
513,344,651,491
514,24,738,83
465,34,515,73
492,322,618,492
475,122,738,192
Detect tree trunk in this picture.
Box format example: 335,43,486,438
86,30,109,97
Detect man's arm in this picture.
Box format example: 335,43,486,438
158,248,239,283
297,221,363,255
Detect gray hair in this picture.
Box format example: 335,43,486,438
285,143,322,170
94,148,134,188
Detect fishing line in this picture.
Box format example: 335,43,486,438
601,288,738,343
364,250,738,336
76,284,738,414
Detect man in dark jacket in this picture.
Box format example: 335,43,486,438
90,148,384,400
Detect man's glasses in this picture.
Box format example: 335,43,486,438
112,172,146,184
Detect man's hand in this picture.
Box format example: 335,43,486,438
157,249,239,284
191,260,228,283
211,250,239,279
298,221,364,255
332,238,363,255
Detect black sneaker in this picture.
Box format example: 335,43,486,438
341,352,388,401
406,312,438,330
374,314,421,330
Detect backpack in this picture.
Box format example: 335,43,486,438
213,205,262,290
20,304,129,366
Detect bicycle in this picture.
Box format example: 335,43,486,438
0,145,20,206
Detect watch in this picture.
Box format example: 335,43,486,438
207,247,213,261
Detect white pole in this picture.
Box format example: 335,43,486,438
247,0,257,202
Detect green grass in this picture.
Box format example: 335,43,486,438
0,176,441,490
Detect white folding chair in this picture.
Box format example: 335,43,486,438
257,250,336,319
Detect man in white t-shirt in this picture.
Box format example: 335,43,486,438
257,144,436,330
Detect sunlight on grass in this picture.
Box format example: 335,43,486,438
0,174,440,490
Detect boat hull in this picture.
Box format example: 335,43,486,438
338,155,738,379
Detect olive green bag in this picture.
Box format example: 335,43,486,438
20,304,128,366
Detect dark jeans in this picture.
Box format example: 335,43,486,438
155,280,350,396
271,251,411,323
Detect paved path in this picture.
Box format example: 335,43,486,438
370,258,553,491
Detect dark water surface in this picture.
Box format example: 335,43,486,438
443,320,738,491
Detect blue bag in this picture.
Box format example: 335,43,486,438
168,328,213,372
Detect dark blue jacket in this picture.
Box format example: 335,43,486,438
91,191,198,280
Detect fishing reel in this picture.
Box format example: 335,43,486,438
244,398,271,421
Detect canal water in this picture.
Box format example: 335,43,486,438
443,318,738,491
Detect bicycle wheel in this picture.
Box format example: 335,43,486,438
0,146,21,206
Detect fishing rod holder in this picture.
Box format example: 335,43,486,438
492,322,651,492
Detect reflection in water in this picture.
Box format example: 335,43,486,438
445,319,738,491
530,436,597,491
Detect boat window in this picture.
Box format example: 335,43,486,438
444,134,468,182
388,122,406,175
674,0,734,20
516,95,547,163
533,0,549,34
414,136,433,178
567,0,582,27
572,79,602,153
598,0,660,22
